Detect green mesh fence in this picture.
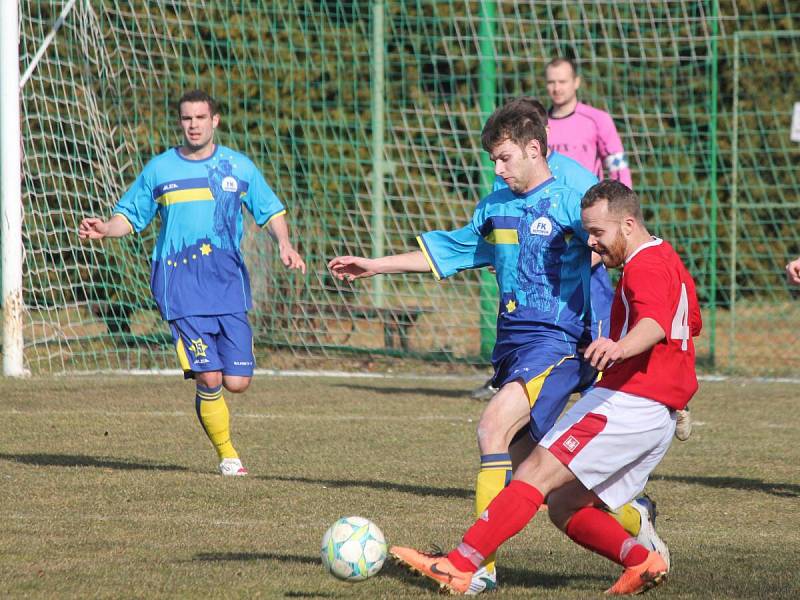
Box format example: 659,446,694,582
720,28,800,374
9,0,800,375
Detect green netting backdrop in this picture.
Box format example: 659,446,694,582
8,0,800,375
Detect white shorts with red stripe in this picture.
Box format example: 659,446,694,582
539,387,676,510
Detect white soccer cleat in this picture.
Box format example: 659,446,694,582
218,457,248,477
466,565,498,595
675,408,692,441
632,495,670,571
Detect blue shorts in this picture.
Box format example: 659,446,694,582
493,340,598,442
168,313,255,377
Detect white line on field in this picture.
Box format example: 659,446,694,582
0,408,474,422
38,370,800,385
56,369,485,381
1,512,271,527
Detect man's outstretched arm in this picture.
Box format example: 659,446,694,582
328,251,431,282
78,214,133,240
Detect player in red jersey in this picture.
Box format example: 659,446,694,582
390,180,701,596
546,56,695,440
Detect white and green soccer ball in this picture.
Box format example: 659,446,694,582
320,516,387,581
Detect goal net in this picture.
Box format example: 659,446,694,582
11,1,800,375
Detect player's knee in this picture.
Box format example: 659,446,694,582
223,376,251,394
195,371,223,388
475,418,501,450
476,402,528,452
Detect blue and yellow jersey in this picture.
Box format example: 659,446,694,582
418,177,591,362
494,151,613,341
113,145,286,320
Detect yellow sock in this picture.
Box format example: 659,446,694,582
609,502,642,536
475,453,512,574
195,384,238,460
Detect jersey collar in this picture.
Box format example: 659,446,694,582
173,144,220,163
517,176,556,198
625,236,663,264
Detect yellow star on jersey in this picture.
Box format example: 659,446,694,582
200,243,212,256
505,299,517,313
189,337,208,358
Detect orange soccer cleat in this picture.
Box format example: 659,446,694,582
390,546,473,594
605,550,668,595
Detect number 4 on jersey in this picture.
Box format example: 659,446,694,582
671,283,690,351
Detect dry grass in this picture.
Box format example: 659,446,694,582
1,374,798,598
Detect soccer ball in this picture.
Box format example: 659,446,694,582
320,516,387,581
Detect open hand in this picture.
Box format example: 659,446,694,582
786,258,800,285
279,242,306,274
327,255,378,281
78,217,110,240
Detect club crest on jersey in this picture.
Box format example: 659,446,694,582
563,435,580,453
530,216,553,236
221,176,238,193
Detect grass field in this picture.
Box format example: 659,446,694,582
2,374,799,599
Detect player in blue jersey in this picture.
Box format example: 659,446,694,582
471,97,614,402
490,98,666,582
79,90,305,476
328,98,664,593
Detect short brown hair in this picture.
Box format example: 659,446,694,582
505,96,548,125
581,180,643,223
545,56,578,77
177,90,219,117
481,97,547,155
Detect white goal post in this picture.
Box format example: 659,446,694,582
1,0,25,377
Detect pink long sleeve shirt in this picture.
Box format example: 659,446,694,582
547,102,633,188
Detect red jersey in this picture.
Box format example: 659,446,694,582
597,238,702,409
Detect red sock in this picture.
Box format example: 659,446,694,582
565,507,650,567
447,480,544,572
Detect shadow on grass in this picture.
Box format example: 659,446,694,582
497,565,607,590
0,452,189,472
655,473,799,497
261,474,472,499
193,551,320,565
382,557,606,593
192,551,606,594
331,383,472,398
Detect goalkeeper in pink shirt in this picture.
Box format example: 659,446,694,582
546,57,633,188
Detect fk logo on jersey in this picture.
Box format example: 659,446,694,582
530,216,553,236
189,337,208,358
221,176,238,193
